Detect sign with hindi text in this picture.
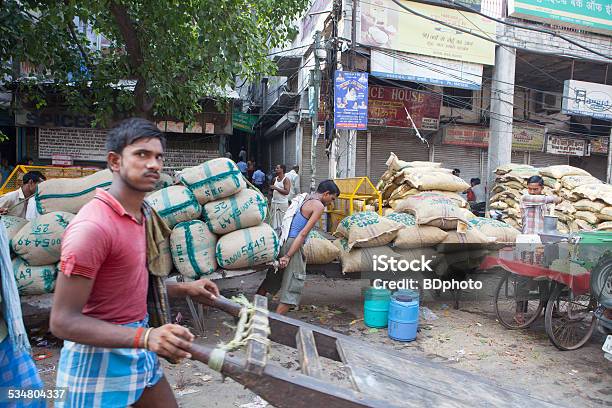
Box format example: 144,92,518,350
443,124,546,151
368,85,441,130
547,135,589,156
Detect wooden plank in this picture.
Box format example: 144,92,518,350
245,294,269,375
337,339,559,408
295,328,323,379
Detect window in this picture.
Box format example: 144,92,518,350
443,87,473,110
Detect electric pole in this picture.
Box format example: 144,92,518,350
309,31,322,192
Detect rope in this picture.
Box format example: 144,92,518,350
207,295,271,373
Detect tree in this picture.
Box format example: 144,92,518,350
0,0,309,125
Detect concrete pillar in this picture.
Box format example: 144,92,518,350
335,130,357,178
607,129,612,183
486,46,516,209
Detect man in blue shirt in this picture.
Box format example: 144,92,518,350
252,166,266,193
236,159,248,177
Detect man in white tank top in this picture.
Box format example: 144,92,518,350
269,164,291,235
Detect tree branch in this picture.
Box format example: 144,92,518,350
65,19,93,74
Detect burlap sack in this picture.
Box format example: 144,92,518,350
145,185,201,228
573,184,612,205
388,185,419,201
560,188,580,202
382,182,401,200
503,217,521,231
499,168,539,183
507,208,521,219
216,223,279,269
385,212,448,249
392,167,452,184
12,211,74,266
170,220,218,278
334,238,398,274
495,164,534,175
420,191,468,208
385,152,441,172
574,199,606,213
334,211,403,250
303,230,340,264
490,201,508,210
12,258,58,296
436,226,490,253
599,207,612,221
179,158,246,204
503,198,520,210
574,211,599,225
560,175,602,191
543,176,562,191
35,169,112,215
596,221,612,231
468,217,519,244
382,207,395,216
2,216,28,241
394,194,469,230
557,201,576,214
571,219,594,231
155,173,175,190
557,222,569,234
202,188,267,235
540,165,590,179
555,211,574,224
403,172,469,193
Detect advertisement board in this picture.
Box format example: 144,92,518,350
360,0,496,65
590,136,609,154
508,0,612,35
547,135,589,156
562,80,612,121
371,50,483,90
443,124,546,151
334,71,369,130
368,85,441,130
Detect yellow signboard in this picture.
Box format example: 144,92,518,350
360,0,496,65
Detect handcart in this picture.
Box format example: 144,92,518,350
187,294,561,408
483,231,612,351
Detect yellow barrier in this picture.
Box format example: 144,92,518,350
0,165,100,195
324,177,382,233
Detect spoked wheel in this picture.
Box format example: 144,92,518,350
544,284,597,351
494,272,545,329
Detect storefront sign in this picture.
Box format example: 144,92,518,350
360,0,496,65
51,154,73,166
421,0,482,12
232,111,258,134
443,124,546,151
547,135,589,156
509,0,612,35
334,71,369,130
562,80,612,120
371,51,483,90
39,127,108,162
16,110,95,128
590,136,609,154
368,86,441,130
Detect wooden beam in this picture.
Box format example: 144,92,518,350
296,328,323,379
245,294,269,375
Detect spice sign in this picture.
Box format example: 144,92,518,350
368,85,441,130
562,80,612,120
547,135,588,156
442,124,545,151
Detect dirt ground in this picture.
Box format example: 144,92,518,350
32,272,611,407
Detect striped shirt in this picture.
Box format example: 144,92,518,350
520,194,556,234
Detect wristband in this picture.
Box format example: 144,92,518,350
133,327,145,348
143,328,153,350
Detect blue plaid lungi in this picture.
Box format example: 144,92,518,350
55,317,163,408
0,337,45,408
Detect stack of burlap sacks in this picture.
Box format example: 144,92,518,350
3,158,282,296
490,164,612,233
328,153,520,276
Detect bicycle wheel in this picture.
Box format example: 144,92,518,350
544,284,597,351
494,271,545,329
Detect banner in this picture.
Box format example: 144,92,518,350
368,86,441,130
562,79,612,121
371,51,483,90
360,0,496,65
590,136,609,154
232,111,258,134
334,71,369,130
443,124,546,151
509,0,612,35
547,135,588,156
421,0,482,12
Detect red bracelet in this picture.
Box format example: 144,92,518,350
133,327,145,348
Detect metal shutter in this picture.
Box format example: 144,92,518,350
271,135,284,170
301,122,329,192
285,129,297,168
528,151,569,168
355,131,368,177
370,128,430,182
432,144,482,183
570,155,608,181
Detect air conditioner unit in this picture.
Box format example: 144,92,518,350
535,91,562,113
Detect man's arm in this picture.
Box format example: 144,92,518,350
166,278,220,306
521,194,561,206
278,202,324,268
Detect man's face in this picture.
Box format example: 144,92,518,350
24,180,40,196
108,138,164,193
321,192,337,206
527,182,544,195
275,165,283,176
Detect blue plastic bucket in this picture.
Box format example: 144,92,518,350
388,289,420,342
364,287,391,328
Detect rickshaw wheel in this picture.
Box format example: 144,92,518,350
544,284,597,351
494,271,545,329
